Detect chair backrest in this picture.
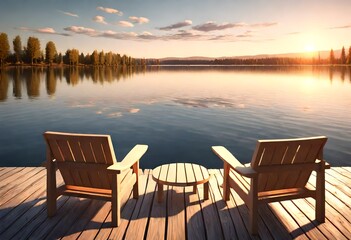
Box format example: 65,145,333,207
43,131,118,190
250,136,327,192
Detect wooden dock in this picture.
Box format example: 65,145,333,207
0,167,351,239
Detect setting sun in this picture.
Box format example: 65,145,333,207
304,44,316,52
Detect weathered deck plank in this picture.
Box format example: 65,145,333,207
0,167,350,240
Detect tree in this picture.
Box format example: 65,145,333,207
13,35,22,63
45,41,57,64
0,32,10,66
91,50,99,65
99,51,105,65
329,49,335,65
106,51,113,66
69,49,79,65
340,46,346,64
26,37,41,64
347,46,351,65
79,53,85,64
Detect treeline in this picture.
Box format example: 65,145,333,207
0,32,160,67
162,46,351,66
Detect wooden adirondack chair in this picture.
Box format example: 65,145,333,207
43,131,148,227
212,136,329,235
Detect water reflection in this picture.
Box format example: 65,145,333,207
46,68,56,96
13,68,22,98
0,71,8,101
25,68,41,98
0,66,350,101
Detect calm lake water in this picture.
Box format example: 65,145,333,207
0,66,350,168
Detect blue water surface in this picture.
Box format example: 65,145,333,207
0,66,350,168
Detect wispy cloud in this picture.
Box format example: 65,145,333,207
118,21,134,28
17,26,70,36
63,26,98,36
158,20,192,31
250,22,277,28
58,10,78,18
193,21,277,32
329,24,351,29
93,15,107,25
37,27,56,34
97,6,123,16
287,31,300,35
63,25,273,42
236,31,254,38
129,16,150,24
193,21,245,32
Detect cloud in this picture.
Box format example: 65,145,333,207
193,21,245,32
17,26,70,36
97,6,123,16
158,20,192,30
249,22,277,28
93,15,107,25
37,27,56,34
193,21,277,32
129,16,150,24
63,26,98,36
118,21,134,28
236,31,253,38
287,32,300,35
329,24,351,29
62,25,272,42
58,10,78,18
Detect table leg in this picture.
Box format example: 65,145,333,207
204,181,209,200
193,185,197,194
157,183,164,202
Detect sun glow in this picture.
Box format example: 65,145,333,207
304,44,316,52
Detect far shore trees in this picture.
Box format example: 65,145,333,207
0,32,10,67
45,41,57,64
329,49,335,65
13,35,22,63
340,46,346,64
347,46,351,65
26,37,41,64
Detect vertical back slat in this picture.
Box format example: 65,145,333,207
68,139,92,187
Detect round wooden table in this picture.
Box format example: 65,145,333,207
152,163,210,202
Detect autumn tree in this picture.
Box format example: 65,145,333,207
99,51,105,65
45,41,57,64
340,46,346,64
91,50,99,65
347,46,351,65
13,35,22,63
26,37,41,64
67,49,79,65
329,49,335,65
0,32,10,66
106,51,113,66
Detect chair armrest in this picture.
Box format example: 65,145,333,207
108,144,148,173
212,146,257,178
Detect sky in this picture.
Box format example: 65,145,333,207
0,0,351,58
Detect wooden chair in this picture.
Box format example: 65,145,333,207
43,131,148,227
212,136,329,235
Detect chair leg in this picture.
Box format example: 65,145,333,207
132,162,139,199
46,152,57,217
249,177,258,235
223,162,230,201
316,168,326,222
111,174,121,227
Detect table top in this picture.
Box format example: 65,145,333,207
152,163,210,187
